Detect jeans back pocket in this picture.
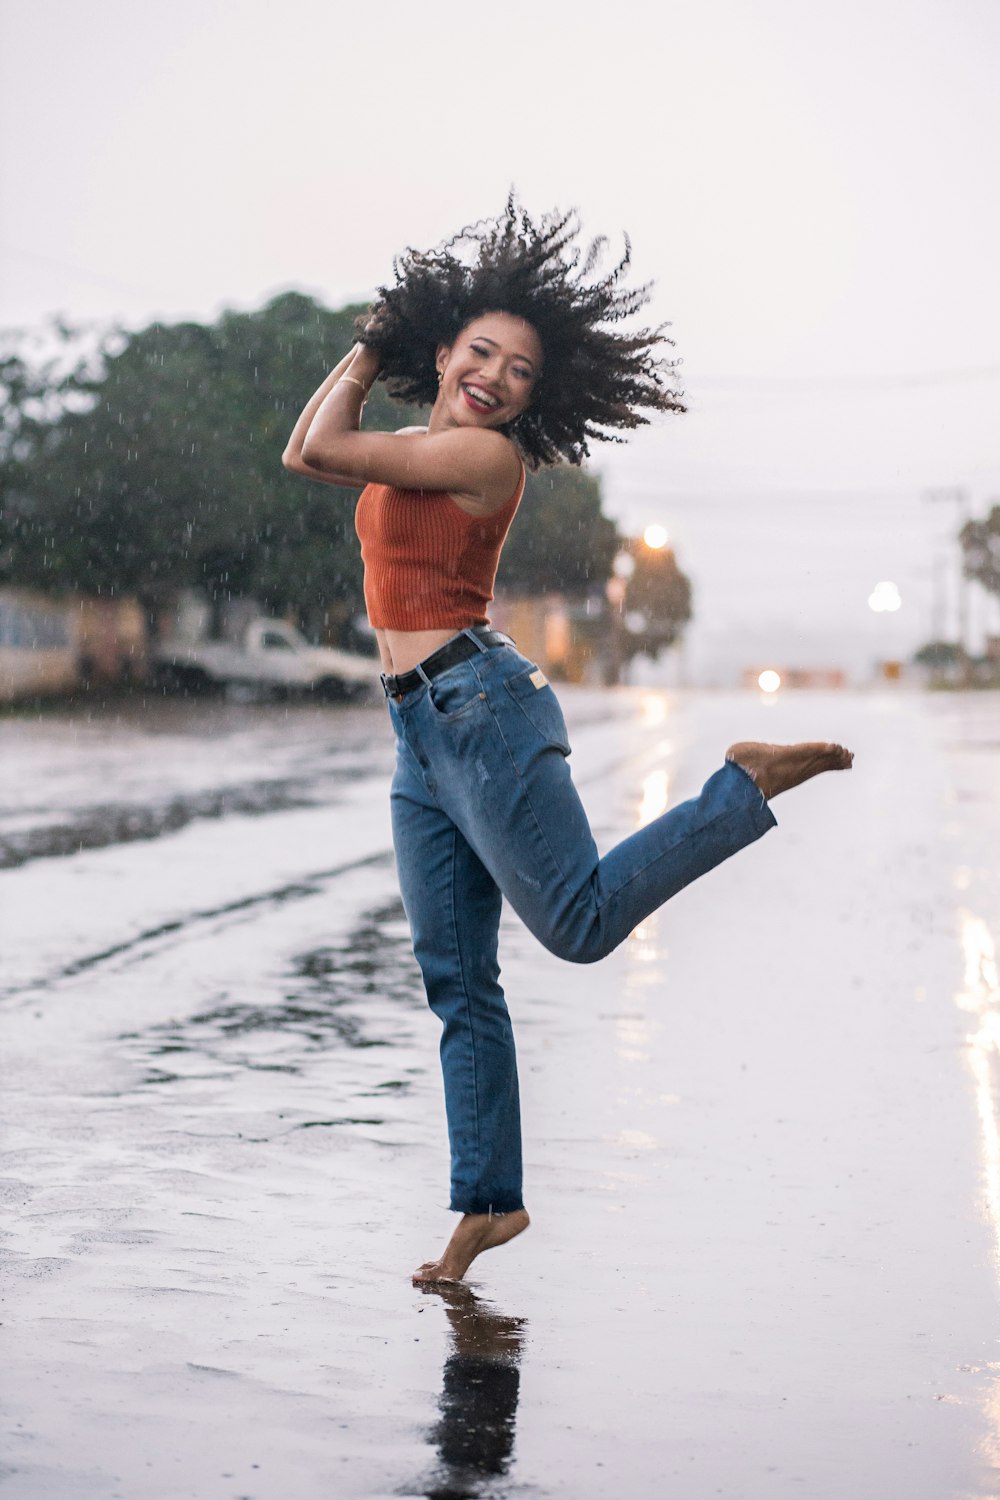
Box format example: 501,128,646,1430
503,667,571,755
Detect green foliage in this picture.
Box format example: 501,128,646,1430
913,640,965,668
962,505,1000,597
622,543,693,660
498,464,618,596
0,294,407,623
0,292,632,629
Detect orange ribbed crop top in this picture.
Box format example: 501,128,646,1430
354,467,525,631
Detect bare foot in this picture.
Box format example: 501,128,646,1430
726,740,854,800
412,1209,530,1285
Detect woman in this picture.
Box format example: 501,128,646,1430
283,201,852,1284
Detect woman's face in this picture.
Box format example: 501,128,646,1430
435,312,542,429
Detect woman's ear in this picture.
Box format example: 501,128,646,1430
435,341,450,381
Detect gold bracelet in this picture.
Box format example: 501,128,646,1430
338,376,368,395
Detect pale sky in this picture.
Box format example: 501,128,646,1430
2,0,998,681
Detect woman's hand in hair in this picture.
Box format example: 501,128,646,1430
345,342,381,390
359,302,390,345
283,344,370,487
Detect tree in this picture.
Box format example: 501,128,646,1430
962,505,1000,598
620,541,692,662
1,294,628,637
0,332,94,554
1,294,405,632
498,464,618,597
913,640,966,669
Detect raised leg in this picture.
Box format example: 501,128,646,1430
441,726,778,966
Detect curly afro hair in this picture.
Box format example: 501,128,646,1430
355,195,685,469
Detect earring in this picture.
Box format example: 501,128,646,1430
437,369,443,384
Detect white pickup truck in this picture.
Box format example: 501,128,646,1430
154,618,377,700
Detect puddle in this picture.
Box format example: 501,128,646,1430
0,696,394,870
120,898,424,1083
0,771,386,870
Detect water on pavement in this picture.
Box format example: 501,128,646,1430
2,687,999,1500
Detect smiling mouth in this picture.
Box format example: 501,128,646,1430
461,384,502,414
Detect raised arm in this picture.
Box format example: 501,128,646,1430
282,345,370,487
298,346,521,513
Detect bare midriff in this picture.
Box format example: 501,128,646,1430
374,625,471,677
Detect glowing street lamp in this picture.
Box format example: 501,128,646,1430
868,580,902,613
643,523,669,550
757,669,782,693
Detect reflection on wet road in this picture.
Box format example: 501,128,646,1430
2,689,1000,1499
414,1286,526,1500
956,910,1000,1275
124,897,419,1088
1,776,319,868
0,697,394,869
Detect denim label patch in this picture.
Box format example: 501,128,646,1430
529,668,547,689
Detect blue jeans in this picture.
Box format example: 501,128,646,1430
388,632,776,1215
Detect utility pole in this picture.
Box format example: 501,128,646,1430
931,550,947,641
924,487,971,653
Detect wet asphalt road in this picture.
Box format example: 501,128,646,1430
2,686,1000,1500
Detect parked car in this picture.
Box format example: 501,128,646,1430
154,618,376,700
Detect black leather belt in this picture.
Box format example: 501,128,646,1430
381,627,513,698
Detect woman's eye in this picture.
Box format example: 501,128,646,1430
471,344,489,356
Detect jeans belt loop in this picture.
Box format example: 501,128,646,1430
465,625,491,653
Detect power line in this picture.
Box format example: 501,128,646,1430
687,367,1000,392
603,481,945,505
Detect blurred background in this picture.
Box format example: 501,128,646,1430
1,0,998,698
4,12,1000,1497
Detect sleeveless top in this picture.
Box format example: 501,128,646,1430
354,466,525,631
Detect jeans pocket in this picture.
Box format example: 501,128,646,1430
503,667,571,755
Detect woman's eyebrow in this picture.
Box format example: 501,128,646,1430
471,335,536,370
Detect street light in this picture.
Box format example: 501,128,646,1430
643,524,669,551
868,580,902,613
868,580,904,682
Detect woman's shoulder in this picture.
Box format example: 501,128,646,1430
354,426,521,513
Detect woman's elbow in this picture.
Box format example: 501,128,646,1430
283,448,317,478
300,435,330,471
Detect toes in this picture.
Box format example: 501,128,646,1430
412,1260,461,1285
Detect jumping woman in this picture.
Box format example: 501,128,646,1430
283,200,853,1284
